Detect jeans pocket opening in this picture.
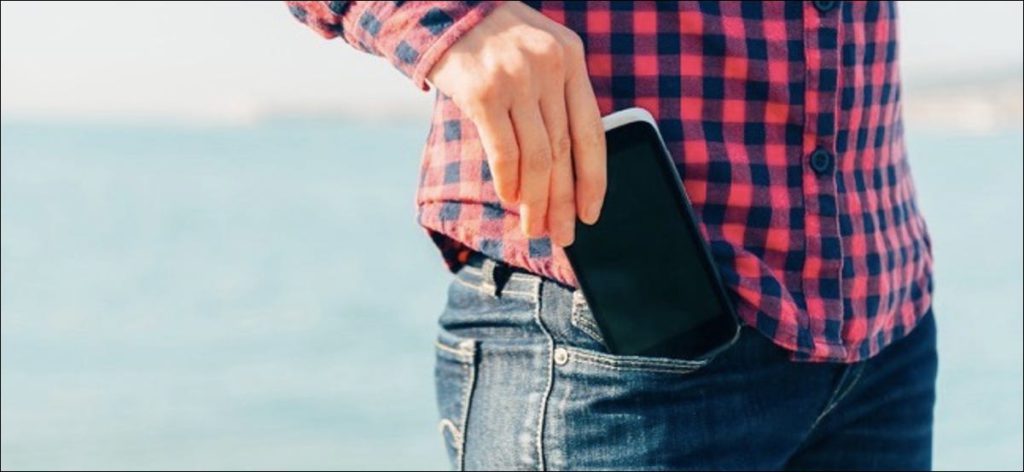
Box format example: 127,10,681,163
570,296,606,347
563,345,708,375
565,294,743,375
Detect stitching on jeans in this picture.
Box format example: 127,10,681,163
435,340,474,359
570,311,605,344
452,276,538,300
435,337,477,470
808,363,867,433
569,347,706,369
828,364,865,412
569,300,605,344
438,418,462,452
455,344,477,470
567,347,705,374
570,355,702,375
458,264,538,285
530,278,554,471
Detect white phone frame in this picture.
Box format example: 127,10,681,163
599,106,688,200
602,107,662,137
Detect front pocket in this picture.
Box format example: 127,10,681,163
563,345,708,375
434,329,478,471
566,296,740,375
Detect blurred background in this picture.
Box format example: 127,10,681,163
1,1,1021,470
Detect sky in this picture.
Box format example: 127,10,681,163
1,1,1022,125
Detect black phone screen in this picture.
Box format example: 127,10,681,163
565,120,738,359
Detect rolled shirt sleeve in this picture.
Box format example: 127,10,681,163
286,1,499,90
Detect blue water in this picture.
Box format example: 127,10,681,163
1,121,1021,470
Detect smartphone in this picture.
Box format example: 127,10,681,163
564,107,740,360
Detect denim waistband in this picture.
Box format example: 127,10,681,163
459,252,750,364
460,252,590,344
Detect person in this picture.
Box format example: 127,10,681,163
286,1,937,470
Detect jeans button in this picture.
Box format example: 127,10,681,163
813,0,839,13
553,347,569,365
810,148,834,175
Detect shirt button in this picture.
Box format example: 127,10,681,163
553,347,570,365
810,148,834,175
813,0,839,13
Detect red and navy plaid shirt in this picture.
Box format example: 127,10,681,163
287,1,934,363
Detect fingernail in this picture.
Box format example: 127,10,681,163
558,226,575,247
583,201,602,224
520,205,537,236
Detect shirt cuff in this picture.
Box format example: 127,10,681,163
412,2,499,91
342,1,500,91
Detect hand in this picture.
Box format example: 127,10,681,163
426,2,606,247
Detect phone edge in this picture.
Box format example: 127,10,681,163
568,107,743,358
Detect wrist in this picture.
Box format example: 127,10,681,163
414,2,501,91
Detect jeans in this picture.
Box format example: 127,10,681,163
433,256,938,471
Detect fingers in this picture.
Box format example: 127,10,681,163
474,108,520,204
540,85,576,247
434,8,598,244
566,64,607,225
511,104,553,238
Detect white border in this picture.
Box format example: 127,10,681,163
601,107,658,133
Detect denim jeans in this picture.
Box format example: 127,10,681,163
434,256,938,471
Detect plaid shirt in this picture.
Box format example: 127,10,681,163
287,1,934,362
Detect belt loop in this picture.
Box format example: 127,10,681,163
481,257,513,297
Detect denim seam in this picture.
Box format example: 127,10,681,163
452,276,538,300
566,347,704,374
437,419,461,458
457,264,539,286
435,340,475,359
455,343,477,471
569,303,605,345
808,363,866,434
434,337,477,470
531,278,554,471
570,356,702,375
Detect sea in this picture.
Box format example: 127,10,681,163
1,120,1021,470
